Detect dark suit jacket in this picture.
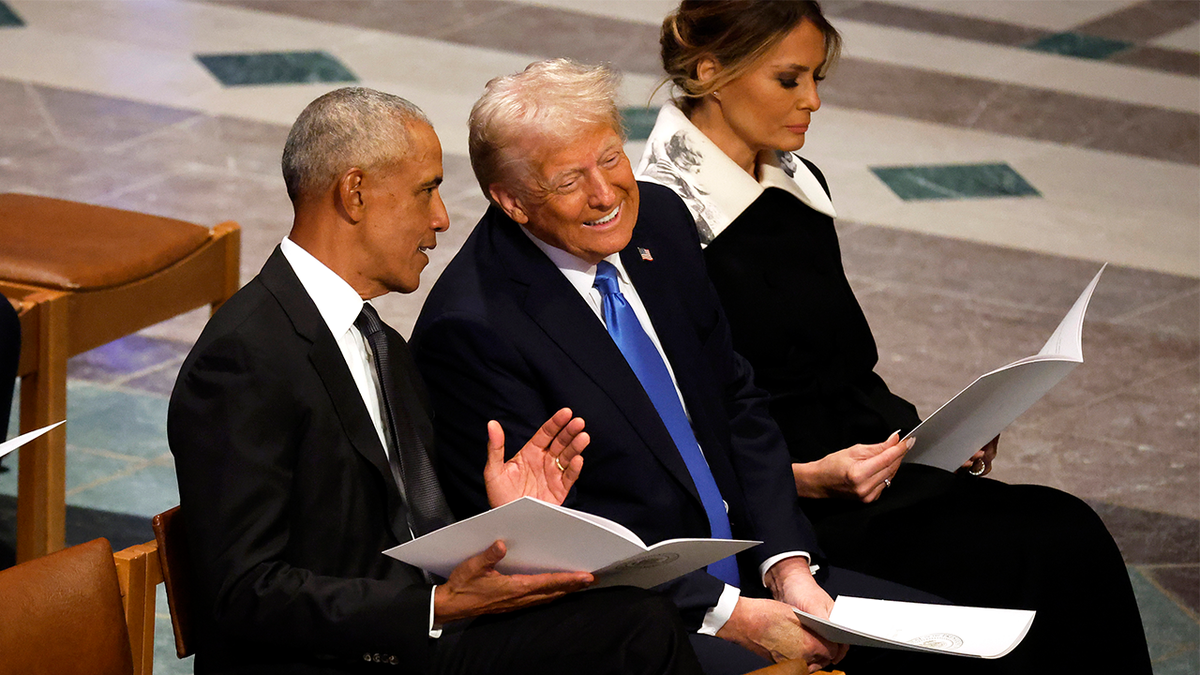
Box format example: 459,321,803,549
168,248,436,674
411,182,819,629
703,161,921,462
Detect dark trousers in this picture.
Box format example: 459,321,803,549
434,586,703,675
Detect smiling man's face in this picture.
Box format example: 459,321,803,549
497,123,639,265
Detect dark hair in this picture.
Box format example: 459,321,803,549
660,0,841,114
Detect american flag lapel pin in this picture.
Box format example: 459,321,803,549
638,247,654,262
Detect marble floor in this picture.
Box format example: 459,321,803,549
0,1,1196,673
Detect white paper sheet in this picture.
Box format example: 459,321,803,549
904,266,1105,471
0,421,66,460
384,497,758,588
795,596,1035,659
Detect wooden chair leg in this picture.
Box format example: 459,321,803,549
16,291,68,562
115,541,162,675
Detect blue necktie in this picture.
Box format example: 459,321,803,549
593,261,740,586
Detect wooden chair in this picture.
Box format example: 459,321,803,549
151,505,195,660
0,193,240,562
0,537,161,675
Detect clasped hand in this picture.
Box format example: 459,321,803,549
436,408,592,623
718,558,848,672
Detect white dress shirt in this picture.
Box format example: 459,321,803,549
279,238,439,636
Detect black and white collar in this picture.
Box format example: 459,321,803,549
635,103,836,246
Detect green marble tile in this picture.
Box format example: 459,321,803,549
1026,32,1132,60
67,459,179,519
0,445,136,499
621,106,659,141
1128,567,1200,674
63,382,169,460
871,163,1041,201
0,1,24,27
196,51,357,87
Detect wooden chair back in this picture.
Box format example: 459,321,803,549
152,505,196,659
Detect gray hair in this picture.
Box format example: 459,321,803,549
282,87,431,204
468,59,623,201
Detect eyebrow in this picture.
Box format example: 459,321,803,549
420,175,443,190
546,140,623,184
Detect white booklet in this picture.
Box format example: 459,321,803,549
903,266,1106,471
0,420,65,460
795,596,1035,659
383,496,759,588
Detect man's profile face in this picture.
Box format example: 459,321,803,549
507,123,639,265
358,122,448,294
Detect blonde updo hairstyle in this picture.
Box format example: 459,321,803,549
661,0,842,115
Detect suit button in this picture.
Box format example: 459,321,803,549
373,653,382,663
363,654,372,662
388,655,399,665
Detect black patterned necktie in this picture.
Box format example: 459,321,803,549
355,303,453,537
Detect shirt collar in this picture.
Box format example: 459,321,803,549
635,104,836,244
279,237,364,338
519,225,629,295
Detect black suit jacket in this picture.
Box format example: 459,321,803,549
702,161,921,461
168,248,436,674
412,182,819,629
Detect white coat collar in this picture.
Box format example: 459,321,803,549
635,104,836,246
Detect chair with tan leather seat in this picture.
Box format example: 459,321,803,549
0,193,240,562
0,537,139,675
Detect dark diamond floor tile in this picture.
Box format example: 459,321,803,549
0,1,23,27
196,51,357,87
1149,566,1200,615
870,163,1040,200
1026,32,1133,60
621,106,659,141
1090,501,1200,565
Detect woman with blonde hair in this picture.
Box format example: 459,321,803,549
638,2,1151,672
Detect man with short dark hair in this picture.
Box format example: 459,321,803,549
168,86,702,675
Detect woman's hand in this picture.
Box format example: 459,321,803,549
792,432,911,502
960,435,1000,477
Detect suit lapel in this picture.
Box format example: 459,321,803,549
486,212,702,505
258,249,412,544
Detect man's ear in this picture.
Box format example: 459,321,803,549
489,184,529,225
337,167,367,223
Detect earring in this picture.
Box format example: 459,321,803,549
712,90,720,100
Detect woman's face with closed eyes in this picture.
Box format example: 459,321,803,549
697,19,827,168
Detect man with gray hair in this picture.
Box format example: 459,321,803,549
168,86,702,675
413,61,959,675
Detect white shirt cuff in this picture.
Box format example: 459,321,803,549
758,551,817,586
429,587,442,638
698,584,742,635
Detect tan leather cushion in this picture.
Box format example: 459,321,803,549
0,193,211,291
0,538,134,675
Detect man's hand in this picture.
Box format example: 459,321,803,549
716,597,847,673
433,540,593,624
484,408,588,508
763,557,833,618
960,434,1000,477
792,432,911,502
